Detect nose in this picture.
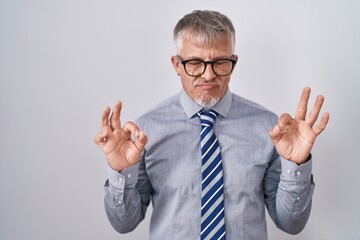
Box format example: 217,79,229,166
201,63,216,81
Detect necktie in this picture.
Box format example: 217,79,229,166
198,109,226,240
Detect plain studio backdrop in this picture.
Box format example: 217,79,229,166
0,0,359,239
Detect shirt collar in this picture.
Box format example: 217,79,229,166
180,89,232,119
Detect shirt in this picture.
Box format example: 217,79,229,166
104,89,315,239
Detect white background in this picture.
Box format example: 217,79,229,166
1,0,359,239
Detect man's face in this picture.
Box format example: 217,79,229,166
172,36,237,108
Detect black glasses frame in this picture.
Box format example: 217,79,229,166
177,55,237,77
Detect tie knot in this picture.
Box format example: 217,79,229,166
198,109,217,128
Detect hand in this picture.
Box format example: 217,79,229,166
269,87,330,164
94,101,148,171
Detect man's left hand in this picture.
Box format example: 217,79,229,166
269,87,330,164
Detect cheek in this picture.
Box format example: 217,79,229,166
180,76,194,87
220,77,231,89
180,77,195,93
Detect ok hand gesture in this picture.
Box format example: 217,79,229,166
94,101,148,171
269,87,330,164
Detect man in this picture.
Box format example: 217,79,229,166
94,10,329,239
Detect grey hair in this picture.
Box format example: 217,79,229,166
173,10,236,53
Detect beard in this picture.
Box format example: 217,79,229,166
192,78,223,108
194,95,220,108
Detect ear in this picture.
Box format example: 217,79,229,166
171,55,181,75
234,54,239,63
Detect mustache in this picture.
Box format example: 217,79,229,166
192,78,223,87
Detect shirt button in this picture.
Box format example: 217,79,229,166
118,177,123,181
296,171,301,176
287,169,292,174
127,174,132,178
296,196,301,201
117,200,122,204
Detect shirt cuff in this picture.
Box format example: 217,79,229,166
281,157,312,184
108,163,139,189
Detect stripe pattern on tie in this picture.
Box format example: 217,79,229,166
198,109,226,240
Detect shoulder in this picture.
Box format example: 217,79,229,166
135,93,183,126
230,92,278,125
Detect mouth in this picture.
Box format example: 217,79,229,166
194,80,221,90
198,83,217,90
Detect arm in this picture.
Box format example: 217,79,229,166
94,101,149,233
266,87,329,233
104,152,152,233
264,151,315,234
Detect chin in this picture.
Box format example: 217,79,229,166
194,96,220,109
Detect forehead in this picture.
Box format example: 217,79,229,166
178,36,234,58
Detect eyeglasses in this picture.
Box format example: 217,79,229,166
177,55,237,77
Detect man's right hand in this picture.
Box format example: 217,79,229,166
94,101,148,172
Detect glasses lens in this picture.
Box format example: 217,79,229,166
213,60,234,76
184,60,205,76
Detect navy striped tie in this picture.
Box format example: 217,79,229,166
198,109,226,240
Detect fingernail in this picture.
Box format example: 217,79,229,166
135,130,140,137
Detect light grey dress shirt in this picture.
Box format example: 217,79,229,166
104,90,315,239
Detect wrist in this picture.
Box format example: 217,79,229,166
296,153,312,166
108,160,130,172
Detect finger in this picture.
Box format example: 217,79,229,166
313,112,330,136
94,130,109,146
101,106,111,128
269,124,282,144
278,113,293,130
110,101,122,130
134,131,148,151
306,95,325,127
122,121,140,139
295,87,311,120
123,122,148,151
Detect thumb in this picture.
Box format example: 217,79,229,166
269,124,282,144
